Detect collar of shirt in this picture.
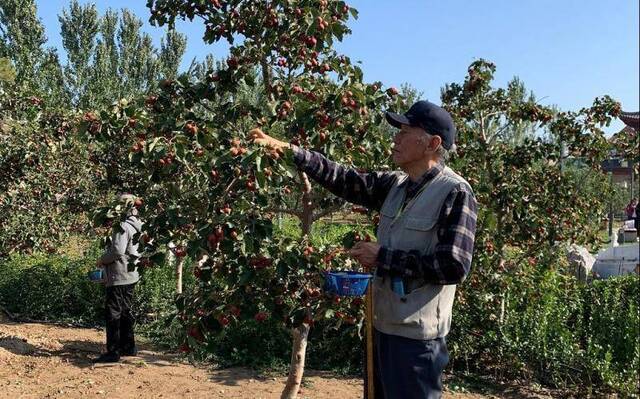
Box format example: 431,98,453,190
402,162,444,200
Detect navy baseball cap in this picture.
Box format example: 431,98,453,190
385,100,456,150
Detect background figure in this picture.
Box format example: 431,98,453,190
625,198,637,220
94,195,143,363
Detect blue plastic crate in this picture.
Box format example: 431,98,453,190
88,269,104,282
324,271,373,297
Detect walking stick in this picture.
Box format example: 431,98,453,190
365,283,375,399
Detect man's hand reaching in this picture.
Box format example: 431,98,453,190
250,128,290,151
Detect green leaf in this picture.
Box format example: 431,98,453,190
175,143,186,159
149,137,163,152
244,74,255,87
256,171,266,189
240,237,251,254
238,269,254,286
304,12,314,27
150,252,167,266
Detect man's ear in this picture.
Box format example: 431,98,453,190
425,135,442,153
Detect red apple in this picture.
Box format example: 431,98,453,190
305,36,317,47
184,122,198,135
228,305,241,317
174,246,186,258
303,246,314,257
187,326,204,342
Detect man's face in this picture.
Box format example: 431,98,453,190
391,124,438,167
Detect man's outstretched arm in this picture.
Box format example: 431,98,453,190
251,128,396,211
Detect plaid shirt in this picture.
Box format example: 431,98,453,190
292,146,477,285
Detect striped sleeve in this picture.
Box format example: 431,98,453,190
292,146,397,211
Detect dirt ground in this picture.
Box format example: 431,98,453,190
0,313,556,399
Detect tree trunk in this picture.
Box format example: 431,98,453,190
261,60,273,100
176,257,184,294
301,210,313,236
280,323,311,399
280,171,315,398
299,171,314,235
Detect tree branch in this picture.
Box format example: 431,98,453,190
488,119,514,144
478,111,487,143
300,171,312,196
261,59,273,100
264,207,303,219
312,202,346,222
299,171,314,235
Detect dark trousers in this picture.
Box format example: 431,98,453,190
105,283,136,355
366,329,449,399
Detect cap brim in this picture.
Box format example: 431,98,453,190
385,111,410,128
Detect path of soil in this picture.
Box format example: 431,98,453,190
0,313,556,398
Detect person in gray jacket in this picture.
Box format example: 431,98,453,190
93,197,143,363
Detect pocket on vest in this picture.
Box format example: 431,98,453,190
404,217,437,231
373,280,442,331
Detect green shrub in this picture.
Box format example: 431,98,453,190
181,317,363,374
0,249,103,324
135,257,197,349
276,216,373,248
450,254,639,396
0,226,637,395
581,275,639,394
0,243,195,331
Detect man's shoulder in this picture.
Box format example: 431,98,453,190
382,170,409,188
440,166,474,194
119,218,142,235
387,170,407,180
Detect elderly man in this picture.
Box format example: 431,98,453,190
252,100,477,398
93,196,143,363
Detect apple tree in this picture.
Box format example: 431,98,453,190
0,85,102,257
91,1,404,396
440,59,622,374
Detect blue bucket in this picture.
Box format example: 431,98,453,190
324,271,373,297
88,269,104,282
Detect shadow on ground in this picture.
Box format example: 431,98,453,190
1,329,184,370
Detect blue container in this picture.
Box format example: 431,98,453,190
88,269,104,282
324,271,373,297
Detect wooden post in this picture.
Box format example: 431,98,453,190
365,284,375,399
608,172,614,239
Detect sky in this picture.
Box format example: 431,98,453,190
36,1,639,135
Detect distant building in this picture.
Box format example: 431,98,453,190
619,111,639,131
602,111,638,187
